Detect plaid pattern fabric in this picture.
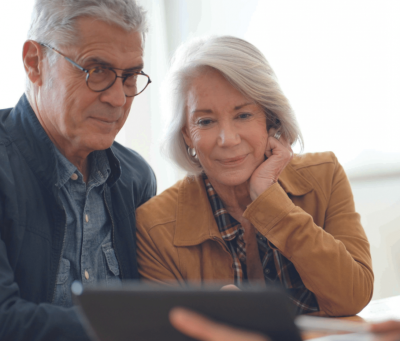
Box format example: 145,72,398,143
203,174,319,315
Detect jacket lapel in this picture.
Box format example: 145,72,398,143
173,175,221,247
173,159,314,247
278,162,313,196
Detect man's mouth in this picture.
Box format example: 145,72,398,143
90,117,117,124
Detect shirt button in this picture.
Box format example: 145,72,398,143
85,214,89,223
84,270,89,280
265,268,270,274
70,173,78,180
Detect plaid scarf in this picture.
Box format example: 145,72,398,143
203,174,319,315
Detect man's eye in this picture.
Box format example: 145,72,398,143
124,73,137,79
92,68,106,74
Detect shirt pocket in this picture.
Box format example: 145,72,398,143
53,258,71,307
102,242,121,284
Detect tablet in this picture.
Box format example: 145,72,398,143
72,282,302,341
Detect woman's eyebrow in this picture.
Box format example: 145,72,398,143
234,102,255,110
191,102,256,115
191,109,213,115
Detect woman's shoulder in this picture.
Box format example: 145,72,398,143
135,178,185,230
135,174,208,232
285,151,348,198
290,151,339,170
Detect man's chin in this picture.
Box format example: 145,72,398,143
81,135,117,152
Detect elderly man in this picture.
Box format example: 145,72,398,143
0,0,156,339
0,0,270,340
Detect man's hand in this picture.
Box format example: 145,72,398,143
370,320,400,341
169,307,269,341
249,128,293,201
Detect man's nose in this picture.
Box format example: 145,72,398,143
217,122,241,147
100,78,127,107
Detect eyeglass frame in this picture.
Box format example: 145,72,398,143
39,43,152,97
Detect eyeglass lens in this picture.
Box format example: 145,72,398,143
88,68,149,96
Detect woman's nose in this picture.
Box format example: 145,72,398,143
217,123,240,147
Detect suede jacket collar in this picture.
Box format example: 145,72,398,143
173,164,313,247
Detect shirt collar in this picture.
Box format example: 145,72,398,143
203,173,242,242
54,148,112,188
54,147,77,187
173,159,314,247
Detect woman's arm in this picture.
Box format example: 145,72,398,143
244,155,373,316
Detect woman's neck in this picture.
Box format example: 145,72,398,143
207,176,252,219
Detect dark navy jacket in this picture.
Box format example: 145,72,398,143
0,95,157,340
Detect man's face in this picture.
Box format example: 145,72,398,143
37,17,144,154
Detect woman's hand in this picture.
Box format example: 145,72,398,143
249,127,293,201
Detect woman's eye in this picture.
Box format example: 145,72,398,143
197,119,213,126
237,113,252,119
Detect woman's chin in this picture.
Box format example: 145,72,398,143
206,169,252,188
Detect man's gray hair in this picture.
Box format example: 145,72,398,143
26,0,147,86
162,35,304,175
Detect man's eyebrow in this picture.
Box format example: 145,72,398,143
83,57,144,71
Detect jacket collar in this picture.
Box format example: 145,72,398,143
173,162,313,247
278,162,313,196
5,94,121,196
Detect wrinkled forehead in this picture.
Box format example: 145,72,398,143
65,17,144,68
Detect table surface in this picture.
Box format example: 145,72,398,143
302,295,400,340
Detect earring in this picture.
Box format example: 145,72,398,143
188,147,197,158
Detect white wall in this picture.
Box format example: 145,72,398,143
160,0,400,300
352,177,400,300
1,0,399,300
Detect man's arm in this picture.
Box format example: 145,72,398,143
0,237,90,341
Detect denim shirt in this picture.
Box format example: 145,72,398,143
53,148,121,308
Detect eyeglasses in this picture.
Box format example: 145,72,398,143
40,43,151,97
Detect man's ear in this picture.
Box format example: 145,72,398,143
23,40,44,86
181,125,193,148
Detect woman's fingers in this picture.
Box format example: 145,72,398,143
169,307,269,341
250,128,293,200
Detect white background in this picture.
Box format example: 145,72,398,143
1,0,399,301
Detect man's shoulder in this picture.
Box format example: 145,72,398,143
0,107,13,144
110,141,157,204
111,141,155,180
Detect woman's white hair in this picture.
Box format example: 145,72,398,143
26,0,147,89
162,35,304,175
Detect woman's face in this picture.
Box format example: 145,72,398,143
182,69,269,187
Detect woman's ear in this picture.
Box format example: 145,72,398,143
181,126,193,148
23,40,44,86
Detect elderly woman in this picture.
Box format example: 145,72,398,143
136,36,373,316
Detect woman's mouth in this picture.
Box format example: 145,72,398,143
217,154,248,166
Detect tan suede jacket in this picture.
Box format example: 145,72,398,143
136,152,373,316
